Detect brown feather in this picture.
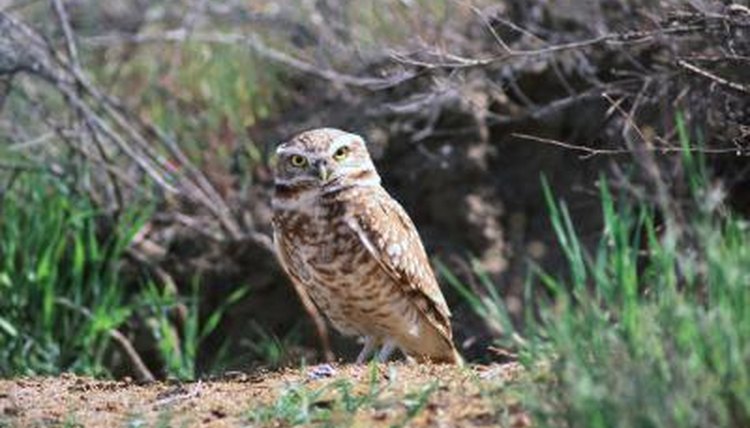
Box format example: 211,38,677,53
343,186,454,341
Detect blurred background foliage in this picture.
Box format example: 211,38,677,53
0,0,748,425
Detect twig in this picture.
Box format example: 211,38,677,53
512,133,629,158
147,126,243,239
467,4,513,54
55,297,156,382
54,84,179,192
7,131,55,150
18,20,257,243
49,0,128,212
512,133,750,158
677,59,750,94
602,92,650,148
54,127,144,193
51,0,80,67
153,381,203,407
390,24,719,70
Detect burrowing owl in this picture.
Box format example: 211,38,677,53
272,128,461,364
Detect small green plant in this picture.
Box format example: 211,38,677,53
248,381,349,426
395,382,438,427
437,257,521,350
238,321,304,369
248,365,388,426
140,279,250,380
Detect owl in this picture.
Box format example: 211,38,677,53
271,128,461,364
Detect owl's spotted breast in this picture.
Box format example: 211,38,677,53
275,191,397,335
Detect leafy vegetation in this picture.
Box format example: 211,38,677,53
529,186,749,426
0,174,247,379
528,131,749,427
0,174,148,376
448,126,750,427
140,279,250,380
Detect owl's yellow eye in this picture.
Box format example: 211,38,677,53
333,146,350,162
289,155,307,167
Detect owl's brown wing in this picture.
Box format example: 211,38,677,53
273,228,334,360
273,228,308,286
345,188,453,341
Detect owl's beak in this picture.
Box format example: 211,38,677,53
316,162,330,182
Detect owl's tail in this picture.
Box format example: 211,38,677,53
442,345,464,366
420,344,464,365
451,347,465,366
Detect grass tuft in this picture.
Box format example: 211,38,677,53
0,174,149,376
446,124,750,427
524,130,750,427
0,173,250,379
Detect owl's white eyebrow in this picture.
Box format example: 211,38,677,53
328,134,359,154
275,147,308,157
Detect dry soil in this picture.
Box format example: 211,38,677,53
0,362,529,427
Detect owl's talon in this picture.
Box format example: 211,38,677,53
356,336,377,364
377,341,396,363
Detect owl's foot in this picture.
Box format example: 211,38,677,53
355,336,377,364
377,341,396,362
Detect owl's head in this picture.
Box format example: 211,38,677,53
273,128,380,190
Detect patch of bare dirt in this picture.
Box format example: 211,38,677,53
0,363,527,427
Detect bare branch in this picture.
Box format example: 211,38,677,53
512,133,750,158
390,23,729,70
678,59,750,95
51,0,80,68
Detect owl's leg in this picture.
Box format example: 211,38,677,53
355,336,377,364
376,341,396,362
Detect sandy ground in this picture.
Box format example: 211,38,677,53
0,362,528,427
